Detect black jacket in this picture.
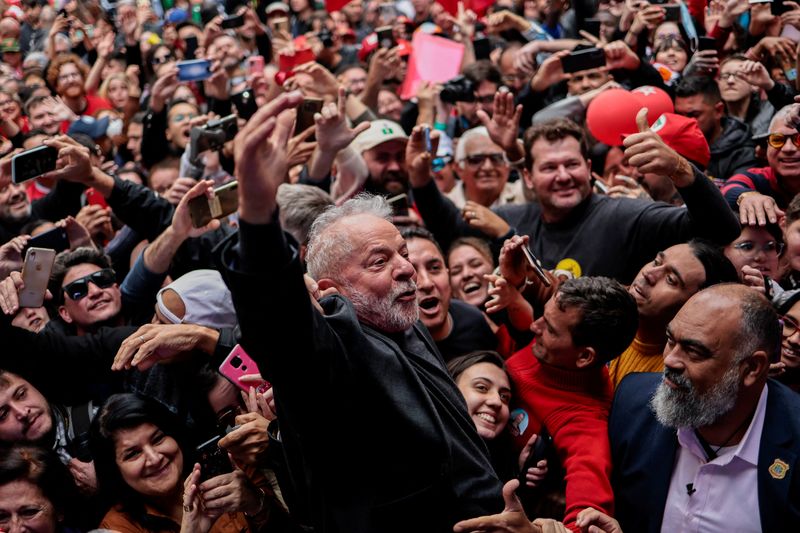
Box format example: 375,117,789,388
217,220,504,532
708,117,757,183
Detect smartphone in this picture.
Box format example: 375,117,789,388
772,0,788,16
423,126,432,153
376,25,396,49
516,429,553,490
85,187,109,208
748,0,772,3
11,145,58,184
560,47,606,74
387,193,409,216
697,36,716,51
584,18,601,37
19,247,55,308
24,226,69,255
521,244,552,287
220,13,245,29
231,88,258,121
271,17,289,34
663,5,680,22
188,180,239,228
473,36,491,60
190,114,238,162
195,435,232,481
176,59,212,82
294,97,323,138
218,344,270,393
184,35,198,60
594,178,609,194
247,55,264,76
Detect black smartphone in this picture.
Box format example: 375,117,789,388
521,243,552,287
184,35,198,60
188,180,239,228
648,0,668,4
772,0,788,16
231,88,257,121
11,146,58,184
295,97,323,139
195,435,232,481
387,193,409,216
24,226,69,255
697,36,716,51
473,36,491,60
584,18,601,37
220,13,245,29
516,429,553,491
376,25,396,49
561,47,606,74
663,5,680,22
189,115,238,162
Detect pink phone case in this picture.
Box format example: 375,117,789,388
218,344,270,393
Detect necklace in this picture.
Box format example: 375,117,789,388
694,411,754,461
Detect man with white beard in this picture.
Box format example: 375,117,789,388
218,92,503,532
609,284,800,532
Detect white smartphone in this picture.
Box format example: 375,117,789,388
19,247,55,308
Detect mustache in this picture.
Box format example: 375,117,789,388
663,367,692,392
392,280,417,298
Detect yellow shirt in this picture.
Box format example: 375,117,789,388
608,336,665,389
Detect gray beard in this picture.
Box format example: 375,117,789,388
343,280,419,333
650,364,740,429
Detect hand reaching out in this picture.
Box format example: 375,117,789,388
462,201,511,238
315,87,371,154
477,91,523,156
171,179,221,239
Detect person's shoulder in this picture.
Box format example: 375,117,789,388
614,372,661,406
449,298,486,322
767,379,800,417
99,505,148,533
494,200,539,220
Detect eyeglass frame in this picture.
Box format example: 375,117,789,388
782,314,800,338
61,267,117,301
731,240,784,256
767,132,800,150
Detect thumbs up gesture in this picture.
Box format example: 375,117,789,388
622,108,695,188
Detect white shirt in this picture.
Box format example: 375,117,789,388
660,386,768,533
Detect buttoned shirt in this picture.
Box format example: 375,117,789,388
660,386,768,533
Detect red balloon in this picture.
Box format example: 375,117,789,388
631,85,674,124
586,89,641,146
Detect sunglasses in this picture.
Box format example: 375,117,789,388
767,132,800,150
432,156,452,172
151,53,174,66
464,153,506,167
62,268,116,301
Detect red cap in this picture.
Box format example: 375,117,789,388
650,113,711,169
358,33,378,63
396,39,412,57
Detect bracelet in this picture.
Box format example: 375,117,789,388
433,121,447,131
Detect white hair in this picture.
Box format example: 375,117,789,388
305,193,393,281
770,104,795,132
455,126,490,163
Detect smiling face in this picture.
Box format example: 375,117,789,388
724,226,781,280
629,244,706,323
767,119,800,185
55,62,84,99
58,263,122,334
0,479,59,533
448,243,493,307
113,422,183,500
455,362,511,440
0,182,30,222
459,134,510,205
407,237,451,340
322,215,419,333
0,372,53,443
11,306,49,333
361,140,409,195
524,136,592,222
781,299,800,370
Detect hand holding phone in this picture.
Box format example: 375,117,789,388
560,47,606,74
218,344,270,393
176,59,212,82
188,181,239,228
11,145,58,184
19,247,55,308
195,435,232,481
521,244,552,287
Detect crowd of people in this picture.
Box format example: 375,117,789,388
0,0,798,531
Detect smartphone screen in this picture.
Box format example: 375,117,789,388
24,227,69,255
11,145,58,184
560,48,606,74
294,98,323,138
176,59,211,82
521,244,552,287
195,435,232,480
376,25,396,49
220,13,244,29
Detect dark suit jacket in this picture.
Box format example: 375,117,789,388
610,373,800,533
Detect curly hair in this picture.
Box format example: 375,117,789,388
46,53,89,89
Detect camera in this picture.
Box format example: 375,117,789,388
189,115,238,163
440,75,475,104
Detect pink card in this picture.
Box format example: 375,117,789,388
400,33,465,101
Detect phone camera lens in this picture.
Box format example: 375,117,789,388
231,356,242,368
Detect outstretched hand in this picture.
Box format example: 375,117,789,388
623,108,694,187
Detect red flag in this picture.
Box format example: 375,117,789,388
325,0,350,13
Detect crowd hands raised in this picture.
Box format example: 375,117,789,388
0,0,799,532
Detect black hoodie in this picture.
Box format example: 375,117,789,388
708,116,758,183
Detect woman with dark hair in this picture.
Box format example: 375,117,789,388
447,351,547,486
0,444,77,532
90,393,268,533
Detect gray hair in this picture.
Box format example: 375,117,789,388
455,126,490,163
770,104,795,132
276,183,334,246
305,193,393,280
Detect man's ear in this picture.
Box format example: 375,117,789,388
741,350,770,387
316,278,341,293
575,346,597,369
522,167,534,190
58,306,73,324
714,101,725,119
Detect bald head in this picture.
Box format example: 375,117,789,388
770,104,795,132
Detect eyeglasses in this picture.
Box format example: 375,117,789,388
464,153,506,167
502,73,529,84
62,268,116,301
474,93,495,104
432,156,452,172
57,71,82,82
732,240,783,256
767,132,800,149
151,53,174,66
783,314,800,337
170,113,198,123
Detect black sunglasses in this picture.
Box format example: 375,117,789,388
151,53,174,66
62,268,116,301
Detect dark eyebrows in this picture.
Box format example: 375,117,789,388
658,252,686,287
665,325,713,358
